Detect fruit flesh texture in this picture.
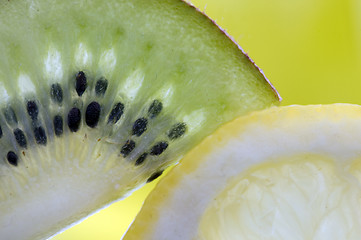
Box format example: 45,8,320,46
0,0,279,239
124,104,361,240
199,154,361,239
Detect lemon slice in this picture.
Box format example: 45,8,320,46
124,104,361,240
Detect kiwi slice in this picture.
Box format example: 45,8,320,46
0,0,280,239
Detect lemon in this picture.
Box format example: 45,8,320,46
124,104,361,240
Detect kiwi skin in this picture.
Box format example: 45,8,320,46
0,0,279,239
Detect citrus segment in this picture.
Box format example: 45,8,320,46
124,104,361,240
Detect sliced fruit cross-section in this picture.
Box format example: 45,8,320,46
0,0,279,239
125,104,361,240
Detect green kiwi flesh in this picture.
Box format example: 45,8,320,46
0,0,280,239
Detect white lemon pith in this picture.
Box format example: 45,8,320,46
124,104,361,240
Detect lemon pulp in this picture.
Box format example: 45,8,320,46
199,154,361,239
124,104,361,240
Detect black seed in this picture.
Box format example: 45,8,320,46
34,126,47,145
0,125,2,138
150,141,168,156
108,103,124,124
7,151,18,166
4,107,18,125
121,140,136,157
147,170,164,183
148,100,163,118
95,78,108,96
50,83,63,103
132,118,148,136
53,115,63,136
67,108,81,132
14,129,27,148
85,102,101,128
75,71,87,96
168,122,187,140
27,100,39,120
135,153,148,166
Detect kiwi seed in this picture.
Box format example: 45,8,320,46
6,151,18,166
132,117,148,136
14,128,27,148
75,71,87,96
34,126,47,145
53,115,64,136
135,153,148,166
50,83,63,104
67,108,82,132
121,140,136,157
95,78,108,97
85,101,101,128
150,141,169,156
168,122,187,140
146,170,164,183
108,102,124,124
148,100,163,118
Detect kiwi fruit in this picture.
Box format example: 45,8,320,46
0,0,280,239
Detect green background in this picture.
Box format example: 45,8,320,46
54,0,361,239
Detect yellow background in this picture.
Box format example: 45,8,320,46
54,0,361,239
